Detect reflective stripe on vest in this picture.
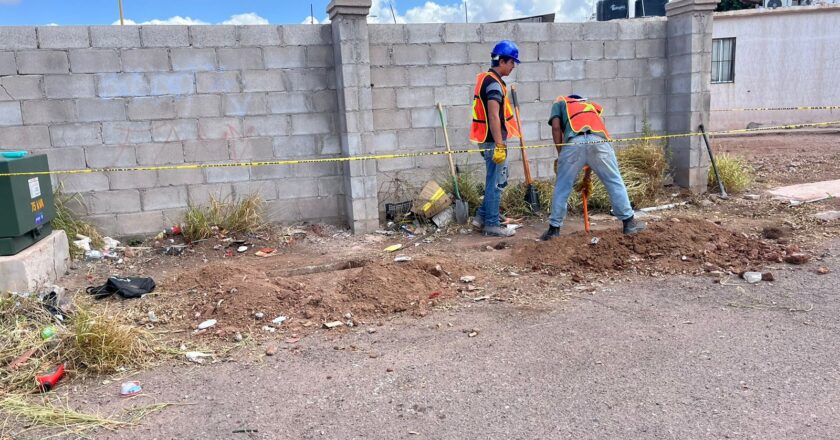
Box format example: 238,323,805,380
469,72,521,143
555,96,611,140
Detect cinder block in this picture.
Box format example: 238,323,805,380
263,46,306,69
310,90,338,113
37,26,90,48
151,119,198,142
175,95,221,118
274,178,321,199
35,146,86,171
171,48,216,71
636,39,666,58
44,74,95,98
16,51,69,74
233,180,278,201
618,20,646,40
516,23,551,42
429,43,468,65
409,108,439,129
141,26,189,47
0,76,43,100
199,117,243,139
190,25,236,47
157,168,204,186
602,78,636,98
480,23,516,43
584,60,618,79
121,48,169,72
102,121,151,144
605,41,636,60
407,24,443,44
142,186,188,211
85,145,137,168
644,21,667,40
397,128,435,149
291,113,332,135
238,26,281,46
373,109,409,130
229,137,273,160
281,25,332,46
115,211,166,235
0,102,23,126
183,139,228,162
287,69,334,91
396,87,434,109
617,59,647,78
393,45,429,66
204,166,250,183
135,141,184,165
433,85,469,107
267,91,309,114
49,123,102,147
21,100,75,125
513,62,552,82
90,26,141,48
242,115,288,137
0,125,52,148
77,98,126,122
648,58,666,78
196,71,240,94
581,22,618,41
56,173,110,192
368,25,406,45
241,70,285,92
371,88,395,110
68,49,120,73
371,66,407,88
218,47,263,70
0,27,37,50
96,73,150,97
571,41,604,60
570,79,603,99
272,134,319,157
445,63,483,86
369,46,391,66
319,134,340,156
306,45,334,68
127,96,176,120
468,42,494,63
602,115,635,134
223,92,267,116
442,24,479,43
250,162,292,180
187,183,234,206
149,72,195,95
538,42,571,61
293,161,340,178
0,52,16,75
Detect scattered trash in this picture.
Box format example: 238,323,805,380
87,276,156,300
40,326,57,340
262,325,276,333
384,244,403,253
590,237,600,245
639,201,689,213
119,381,142,397
817,266,830,275
102,237,121,250
460,275,476,283
147,310,159,323
428,291,441,299
271,316,288,325
185,352,212,364
413,180,452,219
164,225,182,236
197,319,217,330
784,253,810,265
236,245,248,253
255,247,276,257
84,250,103,260
394,255,412,262
36,364,65,392
742,272,762,284
9,347,37,371
431,207,455,228
323,321,344,329
472,295,492,302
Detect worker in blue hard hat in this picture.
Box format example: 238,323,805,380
469,40,522,237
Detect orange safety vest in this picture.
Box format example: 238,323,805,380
555,96,611,140
469,71,521,143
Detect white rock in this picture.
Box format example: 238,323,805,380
197,319,217,330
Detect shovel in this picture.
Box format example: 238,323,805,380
437,103,469,225
510,86,540,214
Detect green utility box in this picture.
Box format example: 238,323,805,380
0,153,55,256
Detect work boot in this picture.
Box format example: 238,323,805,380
483,225,515,237
540,226,561,241
471,216,484,231
622,216,647,235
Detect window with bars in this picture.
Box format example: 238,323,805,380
712,38,736,83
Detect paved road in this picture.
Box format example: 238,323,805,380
78,242,839,440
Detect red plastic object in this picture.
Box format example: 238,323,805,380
428,291,441,299
36,363,65,392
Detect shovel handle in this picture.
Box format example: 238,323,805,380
510,87,533,184
437,103,461,199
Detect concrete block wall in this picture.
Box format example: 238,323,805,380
0,25,344,236
367,19,668,204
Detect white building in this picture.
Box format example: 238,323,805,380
710,4,840,130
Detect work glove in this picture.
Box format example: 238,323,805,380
492,143,507,164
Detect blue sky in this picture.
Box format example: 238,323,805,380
0,0,592,26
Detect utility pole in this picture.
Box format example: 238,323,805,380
464,0,468,23
389,1,397,23
118,0,125,25
311,3,315,23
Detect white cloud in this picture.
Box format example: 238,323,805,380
115,12,270,26
222,13,269,25
361,0,592,24
301,15,330,24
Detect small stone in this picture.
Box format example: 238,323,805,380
147,310,159,323
233,332,243,342
265,344,278,356
255,312,265,320
743,194,760,200
670,217,681,223
784,253,810,265
262,325,276,333
197,319,217,330
742,272,762,284
468,332,477,338
817,266,830,275
367,327,377,334
761,272,774,282
429,265,443,277
460,275,476,283
344,312,353,320
813,210,840,221
237,245,248,253
386,368,394,373
324,321,344,329
272,316,287,325
762,227,784,240
229,288,238,294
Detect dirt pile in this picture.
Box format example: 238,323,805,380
167,256,465,335
513,218,786,276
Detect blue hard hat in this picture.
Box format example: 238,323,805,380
568,94,583,99
491,40,521,64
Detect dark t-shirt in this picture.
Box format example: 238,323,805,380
479,70,507,143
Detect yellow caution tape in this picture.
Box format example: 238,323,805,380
714,105,840,112
1,119,839,178
421,187,446,214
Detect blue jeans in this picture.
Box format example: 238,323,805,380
549,134,634,228
476,142,509,227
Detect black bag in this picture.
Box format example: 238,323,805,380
86,276,156,300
